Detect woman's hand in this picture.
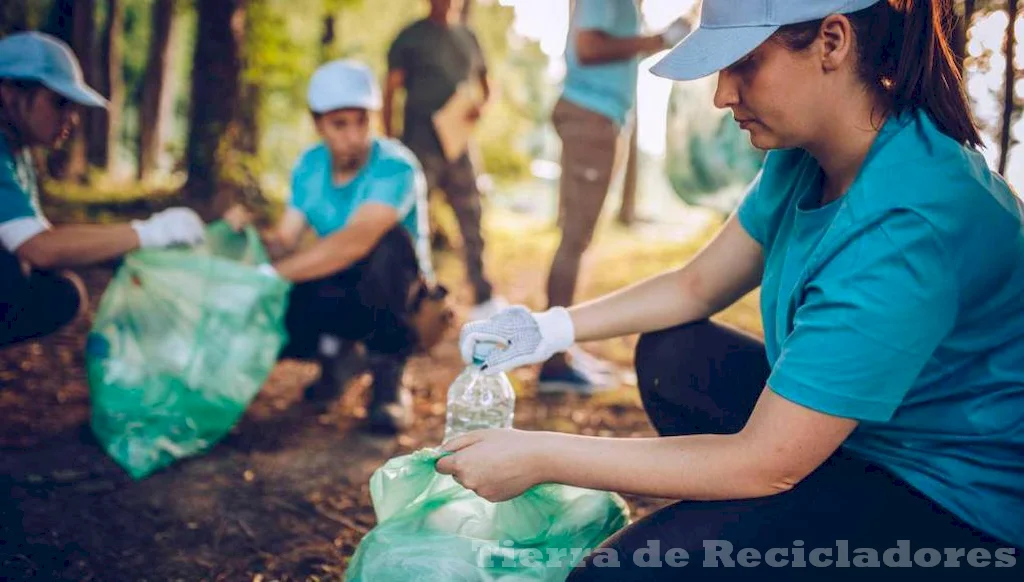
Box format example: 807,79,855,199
223,204,254,232
132,207,206,249
435,428,556,502
459,306,575,373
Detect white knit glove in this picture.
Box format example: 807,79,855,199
132,207,206,249
459,306,575,374
256,263,279,278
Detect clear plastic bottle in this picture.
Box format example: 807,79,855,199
443,345,515,442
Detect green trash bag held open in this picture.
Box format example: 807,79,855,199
85,221,291,479
346,449,631,581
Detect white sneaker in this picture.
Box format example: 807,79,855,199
467,296,509,321
567,345,616,377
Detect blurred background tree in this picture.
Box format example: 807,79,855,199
0,0,1017,218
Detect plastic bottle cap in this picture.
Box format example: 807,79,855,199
471,342,498,366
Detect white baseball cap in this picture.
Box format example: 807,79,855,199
0,32,108,108
651,0,883,81
307,59,381,114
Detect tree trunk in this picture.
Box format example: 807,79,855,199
237,4,260,157
184,0,245,213
60,0,95,183
137,0,177,180
43,0,75,42
617,113,639,226
954,0,978,73
998,0,1018,176
88,0,124,172
237,83,261,156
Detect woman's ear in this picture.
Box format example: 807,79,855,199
818,14,855,73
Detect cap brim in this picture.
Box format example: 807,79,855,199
650,25,779,82
45,78,109,108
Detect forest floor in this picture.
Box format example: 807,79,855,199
1,201,761,581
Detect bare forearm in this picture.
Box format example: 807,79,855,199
570,215,764,342
21,224,140,269
540,432,782,500
569,269,715,342
272,229,370,283
577,32,664,65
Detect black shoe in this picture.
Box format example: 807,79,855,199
364,354,412,434
365,388,413,435
303,340,366,406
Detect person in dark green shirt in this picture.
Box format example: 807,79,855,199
384,0,506,321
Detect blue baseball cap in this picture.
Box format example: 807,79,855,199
651,0,883,81
307,59,381,114
0,32,107,108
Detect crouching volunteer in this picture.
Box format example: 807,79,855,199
1,32,205,350
442,0,1023,578
226,59,451,435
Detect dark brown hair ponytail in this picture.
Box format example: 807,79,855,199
777,0,981,148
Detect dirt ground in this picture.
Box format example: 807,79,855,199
0,263,675,581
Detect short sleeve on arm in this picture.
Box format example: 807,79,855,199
366,166,421,217
736,149,806,248
736,169,768,246
0,155,48,251
289,149,322,218
0,157,37,224
575,0,616,32
767,211,958,422
387,28,411,71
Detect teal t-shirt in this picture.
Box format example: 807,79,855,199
739,110,1024,547
561,0,640,128
0,133,44,225
290,137,432,277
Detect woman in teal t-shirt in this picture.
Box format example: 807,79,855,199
1,33,205,349
446,0,1022,577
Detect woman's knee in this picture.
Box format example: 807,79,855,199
1,270,86,347
62,270,89,319
41,271,87,331
634,320,714,399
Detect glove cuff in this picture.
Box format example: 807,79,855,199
535,307,575,354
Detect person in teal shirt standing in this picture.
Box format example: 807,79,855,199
542,0,689,393
227,60,451,435
444,0,1022,577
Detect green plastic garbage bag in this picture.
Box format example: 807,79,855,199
85,220,291,479
346,448,631,581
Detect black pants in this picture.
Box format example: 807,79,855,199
278,227,422,404
568,321,1020,581
0,248,83,349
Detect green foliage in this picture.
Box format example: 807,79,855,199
239,0,539,189
0,0,53,36
241,0,364,193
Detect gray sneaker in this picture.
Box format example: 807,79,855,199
537,360,617,395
